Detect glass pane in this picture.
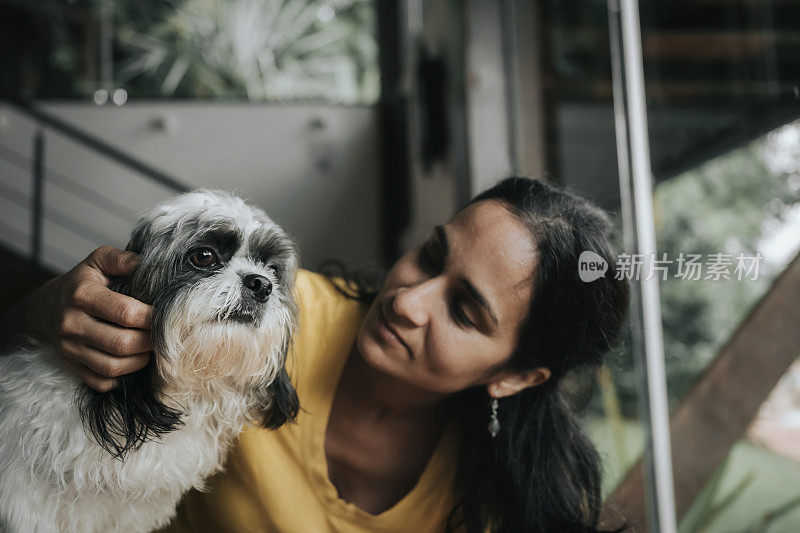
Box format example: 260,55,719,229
639,0,800,530
535,0,650,514
655,121,800,407
528,0,645,508
539,0,800,527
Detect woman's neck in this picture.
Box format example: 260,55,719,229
324,344,454,515
336,345,451,423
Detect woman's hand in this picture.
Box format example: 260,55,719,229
15,246,153,392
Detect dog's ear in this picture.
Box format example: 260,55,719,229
81,236,184,458
259,367,299,429
77,371,182,459
106,215,152,297
126,211,158,254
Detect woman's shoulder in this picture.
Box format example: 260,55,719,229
294,268,348,308
288,269,366,386
293,268,363,333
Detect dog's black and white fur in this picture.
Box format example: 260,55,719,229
0,191,299,532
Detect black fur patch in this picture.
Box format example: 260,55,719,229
248,229,296,272
74,274,184,459
195,227,243,263
76,370,182,460
259,367,299,429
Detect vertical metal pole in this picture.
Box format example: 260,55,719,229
500,0,520,176
612,0,678,531
608,1,659,530
32,130,45,268
99,0,113,93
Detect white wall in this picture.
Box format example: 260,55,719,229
0,101,380,274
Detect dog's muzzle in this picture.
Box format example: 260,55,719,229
242,273,272,302
227,273,273,325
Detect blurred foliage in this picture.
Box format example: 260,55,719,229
653,123,800,410
0,0,90,98
0,0,378,103
114,0,378,102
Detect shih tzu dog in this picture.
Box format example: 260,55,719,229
0,191,300,532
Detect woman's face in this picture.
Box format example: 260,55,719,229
356,200,539,394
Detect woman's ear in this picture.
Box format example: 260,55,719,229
487,367,551,398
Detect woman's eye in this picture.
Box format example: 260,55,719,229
450,299,476,329
416,238,474,329
190,249,218,268
418,241,441,273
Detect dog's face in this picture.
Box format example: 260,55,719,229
83,191,299,458
124,190,298,389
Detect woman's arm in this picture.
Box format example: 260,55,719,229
0,246,153,392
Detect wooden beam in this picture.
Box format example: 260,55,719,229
643,32,800,60
545,80,800,102
601,251,800,531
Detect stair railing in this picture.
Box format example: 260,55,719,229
1,99,189,268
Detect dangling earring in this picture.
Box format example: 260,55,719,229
488,397,500,438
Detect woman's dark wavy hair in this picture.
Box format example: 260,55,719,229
322,176,630,533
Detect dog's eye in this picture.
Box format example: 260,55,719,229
190,249,218,268
268,266,279,277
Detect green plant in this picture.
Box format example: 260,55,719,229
113,0,379,102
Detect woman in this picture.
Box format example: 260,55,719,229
3,177,629,532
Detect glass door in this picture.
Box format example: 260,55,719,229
607,0,800,531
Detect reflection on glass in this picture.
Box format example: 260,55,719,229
538,1,800,528
581,357,645,499
655,121,800,408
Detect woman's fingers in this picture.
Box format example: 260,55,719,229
60,338,150,380
68,246,152,330
63,311,153,356
73,281,152,330
84,245,140,282
23,245,153,391
63,359,118,393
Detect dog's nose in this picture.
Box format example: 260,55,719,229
242,273,272,301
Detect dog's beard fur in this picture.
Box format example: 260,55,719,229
158,267,294,386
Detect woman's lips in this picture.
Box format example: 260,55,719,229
378,303,412,357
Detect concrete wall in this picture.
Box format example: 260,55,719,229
0,102,380,274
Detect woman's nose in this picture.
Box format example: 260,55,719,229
391,279,439,327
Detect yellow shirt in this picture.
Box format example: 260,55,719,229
163,269,459,533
